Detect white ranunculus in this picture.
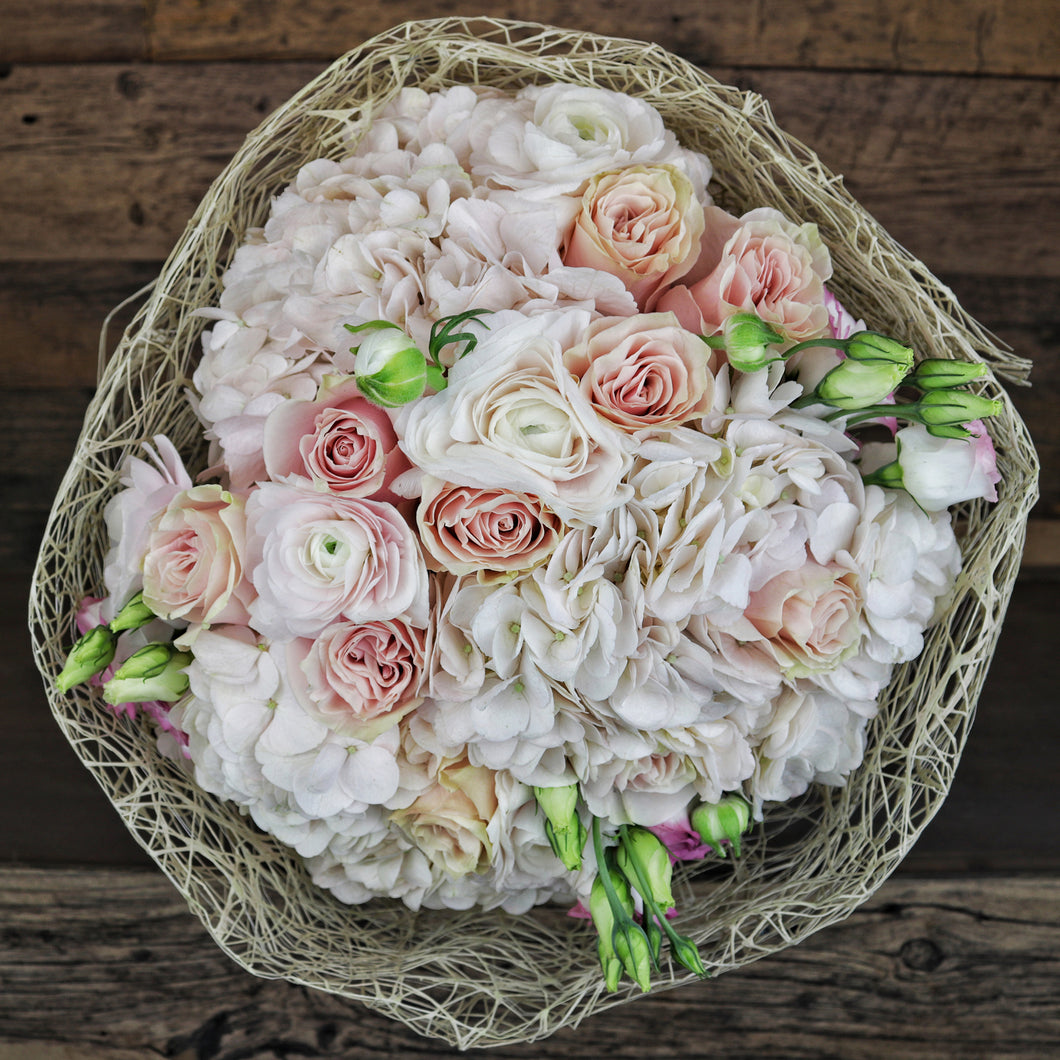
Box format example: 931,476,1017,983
399,310,635,526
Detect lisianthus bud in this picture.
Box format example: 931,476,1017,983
669,934,708,978
56,625,117,693
346,323,427,408
534,784,587,871
612,920,654,992
845,331,915,370
918,388,1003,430
815,357,908,410
108,591,156,633
690,794,752,858
102,642,191,704
718,312,786,373
589,868,635,990
908,358,988,391
617,827,675,910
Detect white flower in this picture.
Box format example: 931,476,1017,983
399,310,635,526
893,423,1001,512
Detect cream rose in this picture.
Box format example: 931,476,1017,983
416,476,564,576
288,618,425,739
563,312,717,430
391,756,499,877
564,165,705,308
141,484,250,626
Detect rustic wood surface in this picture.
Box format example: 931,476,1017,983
2,0,1057,1054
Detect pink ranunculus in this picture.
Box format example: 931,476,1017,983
416,476,564,576
743,555,863,677
289,617,425,740
657,206,832,342
262,375,409,503
141,484,251,627
246,481,429,640
563,312,718,430
563,165,705,309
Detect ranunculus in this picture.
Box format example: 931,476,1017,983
391,755,499,877
563,165,705,308
288,618,425,739
399,310,634,526
262,374,408,502
657,206,832,342
416,476,564,575
141,484,250,626
563,312,717,430
743,555,863,677
246,481,429,639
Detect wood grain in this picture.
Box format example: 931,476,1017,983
0,867,1057,1057
1,63,1057,281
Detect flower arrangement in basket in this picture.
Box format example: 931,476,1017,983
31,18,1038,1049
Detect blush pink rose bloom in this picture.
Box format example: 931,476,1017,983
563,164,705,309
246,481,429,640
141,484,252,626
743,556,863,677
563,312,717,430
416,476,564,575
657,206,832,342
288,618,425,740
262,375,410,503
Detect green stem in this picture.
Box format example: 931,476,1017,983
699,335,726,349
825,401,922,427
783,337,850,359
591,817,628,918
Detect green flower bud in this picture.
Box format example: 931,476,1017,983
102,642,191,704
534,784,587,871
815,357,909,410
918,388,1003,428
908,358,988,391
601,952,623,993
617,827,675,910
719,312,785,373
690,794,752,858
108,591,156,633
612,921,654,992
645,915,663,964
844,331,915,370
56,625,117,693
346,322,427,408
669,933,708,978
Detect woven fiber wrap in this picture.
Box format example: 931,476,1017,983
29,19,1039,1048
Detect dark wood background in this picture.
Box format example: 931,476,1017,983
2,2,1058,1056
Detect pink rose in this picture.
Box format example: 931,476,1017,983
289,618,425,739
562,312,717,430
246,481,429,640
416,477,564,575
141,485,251,626
743,556,862,677
563,164,705,309
657,206,832,341
262,375,409,503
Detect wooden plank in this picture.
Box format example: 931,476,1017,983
0,63,1057,281
146,0,1060,78
0,0,146,63
0,867,1058,1057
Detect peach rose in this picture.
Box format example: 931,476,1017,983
563,312,717,430
416,476,564,576
657,206,832,341
564,164,705,308
744,557,862,677
262,375,409,503
288,618,425,740
141,484,250,626
391,756,499,876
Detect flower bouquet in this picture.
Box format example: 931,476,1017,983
31,19,1038,1048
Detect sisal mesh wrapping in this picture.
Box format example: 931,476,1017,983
29,19,1039,1049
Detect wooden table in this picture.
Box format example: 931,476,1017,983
2,2,1058,1056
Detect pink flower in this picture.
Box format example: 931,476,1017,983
744,556,863,677
246,481,429,639
142,485,251,626
562,312,717,430
288,617,425,739
657,206,832,342
563,164,705,309
262,375,409,503
649,817,711,862
416,477,564,575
